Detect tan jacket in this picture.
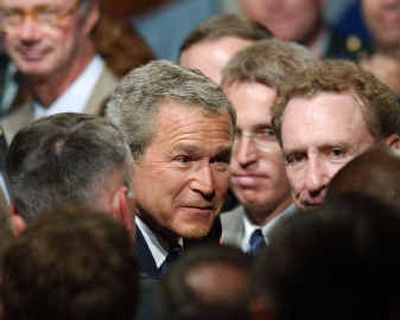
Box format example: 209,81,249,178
0,65,117,145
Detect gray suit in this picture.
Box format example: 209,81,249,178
0,65,117,144
221,204,297,249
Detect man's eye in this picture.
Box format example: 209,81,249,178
286,153,305,166
255,128,276,142
261,128,275,137
174,155,192,164
1,9,21,20
211,152,231,165
330,148,345,159
37,8,58,21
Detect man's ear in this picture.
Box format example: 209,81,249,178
82,0,100,36
10,203,26,237
110,186,135,234
384,134,400,149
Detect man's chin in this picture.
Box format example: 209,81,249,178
178,224,211,239
15,60,54,79
296,199,323,211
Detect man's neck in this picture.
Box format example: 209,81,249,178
244,196,292,226
137,207,179,246
28,47,95,108
301,21,325,56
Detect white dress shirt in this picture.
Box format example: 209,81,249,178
241,204,296,251
135,216,183,269
33,55,104,119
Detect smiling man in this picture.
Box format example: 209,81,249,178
0,0,117,143
106,60,235,278
272,59,400,210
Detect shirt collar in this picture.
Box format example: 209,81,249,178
135,216,183,268
241,204,297,251
33,54,104,119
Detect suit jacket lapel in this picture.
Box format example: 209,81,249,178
136,225,160,278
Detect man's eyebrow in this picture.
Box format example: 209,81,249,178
172,144,232,155
283,147,305,156
253,123,272,130
214,145,232,158
172,144,200,154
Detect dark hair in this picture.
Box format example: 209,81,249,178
6,113,133,223
2,206,138,320
254,193,400,320
328,146,400,211
179,14,271,57
163,244,252,320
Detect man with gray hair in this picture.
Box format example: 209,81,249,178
0,0,117,144
106,60,235,278
220,39,317,253
6,113,135,233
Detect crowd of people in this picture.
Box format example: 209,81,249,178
0,1,400,320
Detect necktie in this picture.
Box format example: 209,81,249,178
248,229,265,255
159,243,182,277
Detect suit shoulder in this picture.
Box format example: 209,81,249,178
0,102,33,145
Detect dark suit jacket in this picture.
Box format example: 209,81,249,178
136,226,161,278
0,127,9,197
136,273,165,320
136,216,222,278
325,29,372,61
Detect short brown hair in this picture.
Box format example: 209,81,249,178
179,14,271,57
2,206,138,320
272,59,400,143
221,39,317,89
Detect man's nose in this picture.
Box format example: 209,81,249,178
19,17,41,43
190,163,216,201
234,136,258,167
304,158,328,197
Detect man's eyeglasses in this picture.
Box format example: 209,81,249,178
0,2,79,32
234,128,278,152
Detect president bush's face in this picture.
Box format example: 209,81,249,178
133,102,233,239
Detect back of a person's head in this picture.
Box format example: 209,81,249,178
328,146,400,210
179,14,271,57
6,113,132,223
163,244,252,320
2,206,138,320
253,193,400,320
